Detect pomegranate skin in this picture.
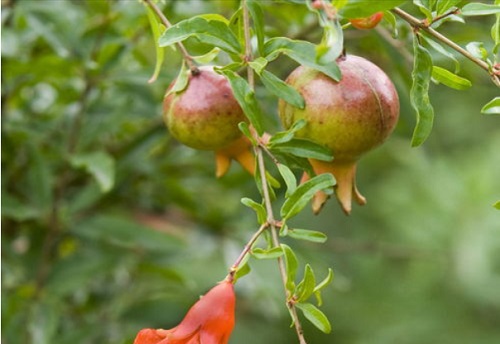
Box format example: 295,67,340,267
279,55,399,163
163,67,247,151
279,55,399,214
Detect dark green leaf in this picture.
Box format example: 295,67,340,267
481,97,500,115
145,6,165,83
281,173,335,219
287,228,327,243
264,37,341,81
247,0,265,55
341,0,406,18
410,38,435,147
277,163,297,197
27,145,53,213
220,70,264,135
296,264,316,302
281,244,298,292
259,70,305,108
159,15,241,54
70,151,115,193
270,138,333,162
461,3,500,16
295,302,332,333
431,66,471,90
252,247,285,259
241,197,267,224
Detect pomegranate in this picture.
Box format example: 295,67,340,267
278,55,399,214
349,12,384,30
163,66,254,177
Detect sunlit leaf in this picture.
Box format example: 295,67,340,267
436,0,461,16
277,164,297,197
420,33,460,73
461,2,500,16
191,47,221,64
431,66,471,90
165,61,189,97
410,38,435,147
281,173,335,219
281,244,298,292
145,6,165,83
252,247,284,259
481,97,500,115
494,200,500,209
296,264,316,302
295,302,332,333
241,197,267,224
287,228,328,243
247,0,265,55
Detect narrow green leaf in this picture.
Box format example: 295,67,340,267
314,268,334,306
315,18,343,65
493,200,500,209
27,145,53,212
420,34,460,73
159,16,241,54
481,97,500,115
341,0,406,18
431,66,471,90
281,173,335,219
383,10,398,38
287,228,327,243
410,38,435,147
264,37,341,81
165,61,189,97
248,56,268,74
436,0,461,16
238,122,257,145
281,244,298,292
220,70,264,135
295,302,332,334
260,70,305,109
466,42,489,61
191,47,221,64
247,0,265,55
277,163,297,197
146,6,165,84
241,197,267,224
233,262,251,282
461,3,500,16
269,119,307,145
296,264,316,302
1,194,40,221
252,247,284,259
70,151,115,193
270,138,333,162
413,0,434,21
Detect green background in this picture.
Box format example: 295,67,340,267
2,1,499,343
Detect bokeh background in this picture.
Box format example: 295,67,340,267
2,1,499,343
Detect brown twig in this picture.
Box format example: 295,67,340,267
142,0,199,74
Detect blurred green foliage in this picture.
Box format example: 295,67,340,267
2,1,500,344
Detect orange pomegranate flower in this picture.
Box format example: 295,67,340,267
134,281,235,344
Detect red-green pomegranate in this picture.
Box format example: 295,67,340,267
163,66,254,177
278,55,399,214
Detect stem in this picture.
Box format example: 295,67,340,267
392,7,500,86
142,0,199,74
242,0,307,342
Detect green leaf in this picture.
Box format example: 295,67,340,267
264,37,341,81
70,151,115,193
287,228,327,243
145,6,165,84
410,38,435,147
247,0,265,55
493,200,500,209
436,0,461,16
420,34,460,73
461,3,500,16
431,66,471,90
238,121,257,145
281,173,335,219
269,119,307,145
383,10,399,38
233,262,251,282
295,302,332,333
159,15,241,54
481,97,500,115
241,197,267,224
281,244,298,292
270,138,333,162
259,70,305,109
191,47,221,64
315,18,343,65
413,0,434,21
296,264,316,302
466,42,489,61
1,194,40,221
248,56,268,74
252,247,285,259
27,144,53,213
277,163,297,197
313,268,334,306
220,69,264,135
341,0,406,18
165,61,189,97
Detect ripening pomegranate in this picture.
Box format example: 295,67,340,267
279,55,399,214
163,66,254,177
